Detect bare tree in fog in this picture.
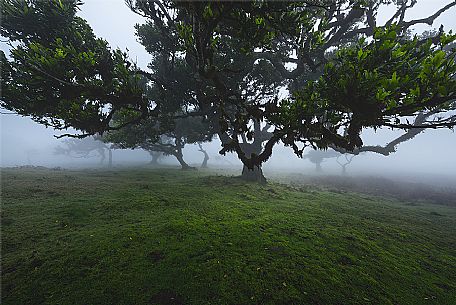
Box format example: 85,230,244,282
304,149,340,173
55,136,113,167
336,154,356,175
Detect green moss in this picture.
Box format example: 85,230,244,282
1,168,455,305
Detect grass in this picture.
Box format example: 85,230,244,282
1,167,456,305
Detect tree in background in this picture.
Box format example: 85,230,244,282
54,135,113,166
197,143,209,169
336,154,356,175
105,115,214,169
148,151,163,165
303,149,340,173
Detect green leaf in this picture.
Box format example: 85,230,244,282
203,4,213,19
432,50,446,66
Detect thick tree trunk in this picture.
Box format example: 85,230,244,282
108,149,112,167
173,139,194,170
175,154,192,170
241,164,267,183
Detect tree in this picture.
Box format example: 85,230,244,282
54,135,113,166
105,114,213,169
1,0,150,136
336,154,356,175
126,0,456,182
197,143,209,168
304,149,340,173
148,150,163,165
2,0,456,183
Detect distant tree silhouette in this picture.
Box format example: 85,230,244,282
148,151,163,166
105,116,214,170
304,149,340,172
54,136,113,167
336,154,356,175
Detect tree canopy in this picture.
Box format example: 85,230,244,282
1,0,149,135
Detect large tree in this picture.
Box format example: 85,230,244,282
2,0,456,183
125,0,456,182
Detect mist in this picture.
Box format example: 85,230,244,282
2,110,456,188
2,0,456,188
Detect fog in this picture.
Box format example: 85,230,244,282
1,0,456,188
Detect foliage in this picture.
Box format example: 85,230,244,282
105,112,213,153
131,0,456,172
276,27,456,151
0,0,148,135
2,0,456,179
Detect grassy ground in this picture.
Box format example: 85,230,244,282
1,167,456,305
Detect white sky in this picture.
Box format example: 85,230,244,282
77,0,150,70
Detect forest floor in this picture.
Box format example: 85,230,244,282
2,167,456,305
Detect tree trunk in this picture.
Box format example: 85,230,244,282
174,150,194,170
108,149,112,167
315,162,322,172
341,165,347,175
98,148,106,165
241,164,267,183
198,143,209,168
149,151,160,165
201,154,209,168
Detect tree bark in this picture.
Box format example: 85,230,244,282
175,153,193,170
173,139,194,170
198,144,209,168
241,164,267,183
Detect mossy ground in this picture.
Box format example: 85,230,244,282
1,167,455,305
